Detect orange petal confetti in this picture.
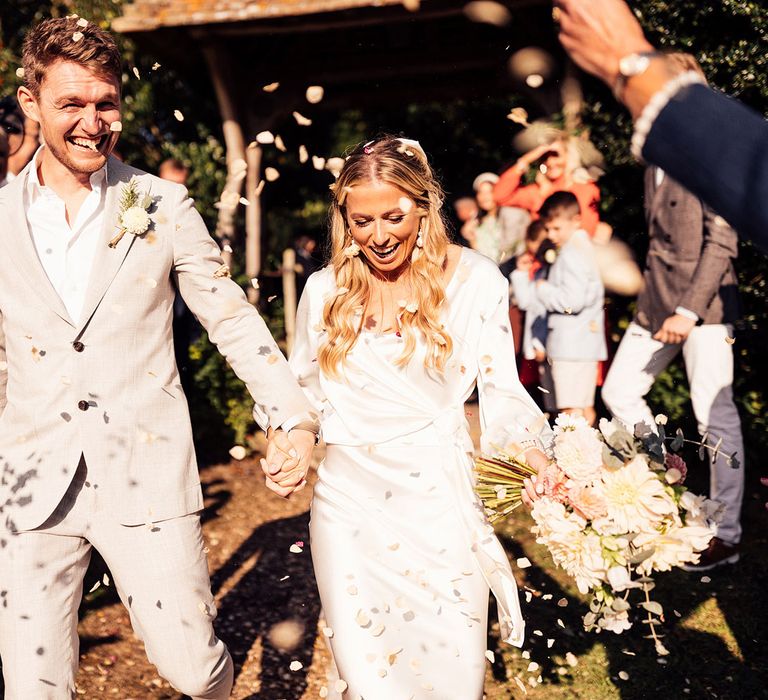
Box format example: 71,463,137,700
306,85,324,103
293,111,312,126
263,82,280,92
402,0,420,10
267,355,278,365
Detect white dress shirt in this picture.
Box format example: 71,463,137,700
25,149,107,324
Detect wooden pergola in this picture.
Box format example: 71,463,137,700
114,0,559,315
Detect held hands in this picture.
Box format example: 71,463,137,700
261,428,316,498
653,314,696,344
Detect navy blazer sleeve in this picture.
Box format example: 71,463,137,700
642,83,768,253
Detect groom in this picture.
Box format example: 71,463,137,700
0,17,316,699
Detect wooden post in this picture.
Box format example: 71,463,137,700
282,248,297,355
245,144,262,304
203,46,246,270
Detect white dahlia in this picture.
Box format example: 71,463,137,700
554,426,604,484
121,206,151,236
600,455,677,534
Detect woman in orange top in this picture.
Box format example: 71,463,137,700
494,139,602,238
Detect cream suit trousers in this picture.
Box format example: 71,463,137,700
0,457,233,699
602,322,744,544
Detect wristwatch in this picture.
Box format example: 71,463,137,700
613,52,660,101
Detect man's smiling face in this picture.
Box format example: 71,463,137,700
20,59,120,177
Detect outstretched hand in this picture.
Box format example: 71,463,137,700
553,0,654,86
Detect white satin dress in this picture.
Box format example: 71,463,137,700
290,249,551,699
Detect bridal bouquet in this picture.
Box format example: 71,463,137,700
475,414,725,653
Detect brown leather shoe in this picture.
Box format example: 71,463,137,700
682,537,740,572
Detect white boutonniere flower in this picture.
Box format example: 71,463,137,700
109,178,154,248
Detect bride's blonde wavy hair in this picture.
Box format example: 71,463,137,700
318,135,453,379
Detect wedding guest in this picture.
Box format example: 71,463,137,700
0,18,317,699
0,95,40,179
602,56,743,572
553,0,768,252
158,156,189,185
284,135,551,698
454,195,480,245
294,234,321,299
494,138,601,236
512,191,606,426
514,220,554,410
463,172,529,264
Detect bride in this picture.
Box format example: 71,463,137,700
279,135,551,698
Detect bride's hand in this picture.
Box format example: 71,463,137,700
520,447,549,508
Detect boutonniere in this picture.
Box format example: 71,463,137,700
108,177,154,248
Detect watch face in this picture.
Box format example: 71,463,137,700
620,53,651,77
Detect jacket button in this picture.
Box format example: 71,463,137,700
73,341,85,352
78,400,89,411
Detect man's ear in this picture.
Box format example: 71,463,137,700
16,85,41,126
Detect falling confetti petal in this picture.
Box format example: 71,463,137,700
402,0,420,10
15,67,24,79
319,688,328,699
88,581,101,593
289,661,303,672
565,652,578,667
371,624,385,636
152,62,161,70
701,576,711,583
334,680,348,693
132,66,140,80
725,336,735,344
102,574,110,586
255,181,265,196
527,661,539,672
299,145,309,163
306,85,325,103
346,584,358,595
312,155,326,170
72,32,83,42
173,109,184,122
547,638,555,648
110,121,122,132
516,557,532,569
619,671,630,681
293,111,312,126
229,445,247,460
485,650,495,663
289,543,303,554
322,626,334,637
76,17,88,27
256,130,275,144
275,135,287,151
251,278,260,289
263,82,280,92
265,167,280,182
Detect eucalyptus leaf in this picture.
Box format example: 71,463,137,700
639,600,663,616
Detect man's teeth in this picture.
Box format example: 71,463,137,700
72,137,100,151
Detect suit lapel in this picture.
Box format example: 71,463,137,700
76,157,139,334
0,167,75,327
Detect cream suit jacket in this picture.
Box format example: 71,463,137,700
0,156,313,531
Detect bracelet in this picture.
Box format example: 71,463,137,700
289,421,321,444
630,70,706,161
